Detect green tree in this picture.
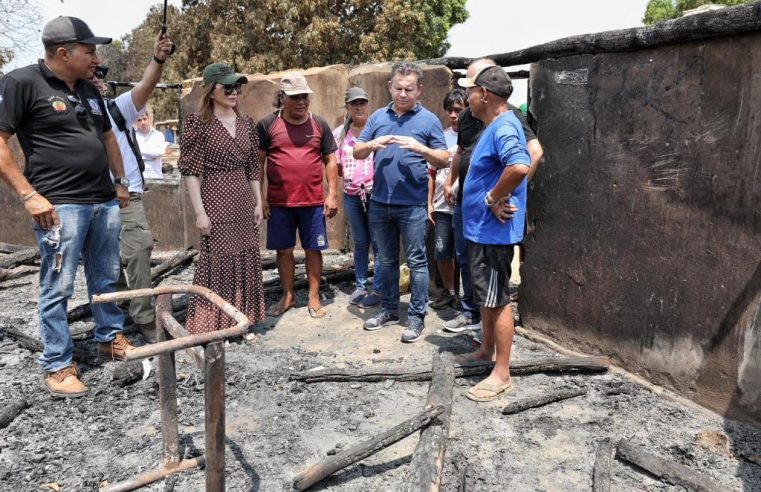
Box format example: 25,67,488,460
643,0,753,25
0,0,42,72
105,0,468,121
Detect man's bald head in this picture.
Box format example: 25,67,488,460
466,58,496,78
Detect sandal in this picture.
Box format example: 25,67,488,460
268,301,294,317
308,306,327,319
466,379,513,402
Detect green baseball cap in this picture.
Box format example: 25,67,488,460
202,63,248,86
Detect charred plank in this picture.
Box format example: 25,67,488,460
501,387,588,415
291,356,609,383
293,405,445,490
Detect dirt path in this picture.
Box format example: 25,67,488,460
0,257,758,491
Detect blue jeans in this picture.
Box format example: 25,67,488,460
453,204,480,322
369,203,428,319
344,194,382,292
34,201,124,372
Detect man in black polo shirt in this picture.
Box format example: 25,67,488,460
442,58,543,336
0,16,134,398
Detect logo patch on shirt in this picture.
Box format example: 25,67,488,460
316,234,325,247
47,95,67,113
51,100,67,112
86,98,102,115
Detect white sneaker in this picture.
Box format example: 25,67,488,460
443,314,481,333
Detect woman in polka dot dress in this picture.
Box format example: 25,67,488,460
178,63,265,336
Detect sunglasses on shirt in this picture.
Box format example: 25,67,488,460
94,66,109,80
66,93,88,119
221,83,242,96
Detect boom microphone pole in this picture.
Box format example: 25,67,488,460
162,0,177,56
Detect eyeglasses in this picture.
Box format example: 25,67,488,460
66,93,88,119
221,83,242,96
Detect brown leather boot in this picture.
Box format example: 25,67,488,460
135,321,156,343
43,363,88,398
98,332,135,361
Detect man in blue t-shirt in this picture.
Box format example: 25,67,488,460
353,61,449,343
457,65,531,402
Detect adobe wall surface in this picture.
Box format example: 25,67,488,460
1,63,454,251
525,31,761,424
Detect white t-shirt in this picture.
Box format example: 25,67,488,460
430,127,458,214
135,127,167,180
107,91,143,194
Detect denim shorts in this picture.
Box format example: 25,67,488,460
433,211,455,261
266,205,328,251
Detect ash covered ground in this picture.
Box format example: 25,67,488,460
0,253,759,491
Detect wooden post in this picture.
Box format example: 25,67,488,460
156,294,180,466
400,352,455,492
204,342,226,491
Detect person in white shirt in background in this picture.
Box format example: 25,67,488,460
427,88,467,310
134,111,167,179
89,31,173,342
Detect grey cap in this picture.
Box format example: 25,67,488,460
42,16,112,46
345,86,369,103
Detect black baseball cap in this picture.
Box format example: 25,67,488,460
458,65,513,99
42,16,112,46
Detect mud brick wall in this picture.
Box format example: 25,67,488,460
0,63,454,251
525,31,761,424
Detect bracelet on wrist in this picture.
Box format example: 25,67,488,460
21,190,38,202
153,55,166,65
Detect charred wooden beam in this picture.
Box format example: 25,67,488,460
501,387,588,415
112,360,147,387
593,438,613,492
616,439,724,492
292,405,445,491
150,247,198,281
400,352,455,492
422,3,761,69
0,242,29,254
0,399,30,429
0,248,39,270
0,265,38,283
290,356,609,383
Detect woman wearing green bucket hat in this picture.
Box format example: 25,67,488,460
178,63,265,338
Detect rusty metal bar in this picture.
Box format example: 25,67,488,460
92,285,250,361
205,341,226,491
160,309,204,368
100,456,206,492
156,294,180,466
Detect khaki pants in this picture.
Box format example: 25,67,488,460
117,195,155,324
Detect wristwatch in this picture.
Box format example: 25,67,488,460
114,177,130,187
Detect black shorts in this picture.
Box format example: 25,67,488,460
468,242,514,308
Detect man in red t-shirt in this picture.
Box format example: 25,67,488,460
257,72,339,319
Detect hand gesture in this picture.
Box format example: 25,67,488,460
115,185,130,208
488,195,517,224
25,193,59,230
154,33,173,62
253,203,263,228
324,194,338,218
392,135,423,154
443,182,453,206
369,135,394,152
196,212,211,236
